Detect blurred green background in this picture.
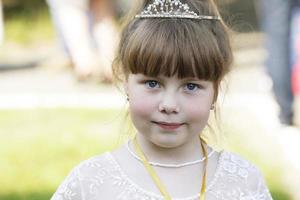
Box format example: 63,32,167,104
0,0,299,200
2,0,54,44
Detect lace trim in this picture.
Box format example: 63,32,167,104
106,153,163,199
106,151,226,200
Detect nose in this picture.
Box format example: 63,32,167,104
158,92,180,114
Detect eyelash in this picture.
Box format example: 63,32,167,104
184,83,201,92
144,80,160,89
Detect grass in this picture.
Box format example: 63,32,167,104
0,108,293,200
0,108,129,200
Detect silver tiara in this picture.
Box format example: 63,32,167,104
135,0,221,20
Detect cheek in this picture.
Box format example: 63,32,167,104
129,95,157,118
184,102,211,123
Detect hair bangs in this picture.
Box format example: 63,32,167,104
122,19,225,82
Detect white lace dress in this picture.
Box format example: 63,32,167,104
51,151,273,200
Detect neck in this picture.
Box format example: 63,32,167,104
134,134,207,164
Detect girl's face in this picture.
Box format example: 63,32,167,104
125,73,215,148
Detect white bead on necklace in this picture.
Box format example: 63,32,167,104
126,140,215,168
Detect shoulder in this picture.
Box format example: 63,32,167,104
212,151,273,199
76,152,115,175
218,151,266,183
220,151,259,178
50,152,117,200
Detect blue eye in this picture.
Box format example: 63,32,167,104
185,83,200,92
145,80,159,88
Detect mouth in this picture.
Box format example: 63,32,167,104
152,121,185,130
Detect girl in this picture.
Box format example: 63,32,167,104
51,0,273,199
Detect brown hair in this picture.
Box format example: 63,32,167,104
113,0,233,101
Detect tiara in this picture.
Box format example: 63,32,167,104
135,0,221,20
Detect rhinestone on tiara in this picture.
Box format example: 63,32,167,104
135,0,221,20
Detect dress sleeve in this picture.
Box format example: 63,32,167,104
247,166,274,200
218,152,274,200
50,166,83,200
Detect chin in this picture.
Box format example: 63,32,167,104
151,134,185,149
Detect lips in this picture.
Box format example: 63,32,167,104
152,121,184,130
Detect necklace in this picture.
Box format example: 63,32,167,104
133,135,208,200
127,140,214,168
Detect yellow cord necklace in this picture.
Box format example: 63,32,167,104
133,135,208,200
